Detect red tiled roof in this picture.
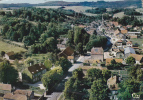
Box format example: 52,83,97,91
121,30,128,34
116,40,122,43
126,41,132,44
112,22,119,26
14,90,32,97
4,93,27,100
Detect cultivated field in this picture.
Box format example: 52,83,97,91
0,40,27,53
36,6,97,16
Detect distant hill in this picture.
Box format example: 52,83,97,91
0,0,142,8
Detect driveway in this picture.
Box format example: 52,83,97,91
104,52,112,59
25,81,46,90
47,56,86,100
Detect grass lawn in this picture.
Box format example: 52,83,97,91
30,54,48,61
130,38,143,49
28,86,45,95
0,40,27,53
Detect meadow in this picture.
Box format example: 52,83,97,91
0,40,27,53
130,38,143,49
113,12,125,18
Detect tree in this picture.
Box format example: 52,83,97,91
43,37,58,52
22,36,34,46
72,68,84,80
75,43,83,55
64,77,83,100
46,52,57,63
41,66,63,90
86,35,107,51
1,51,5,57
107,59,123,70
102,70,111,83
89,79,109,100
44,60,52,70
87,68,102,83
0,60,18,84
118,79,140,100
128,65,143,81
24,57,34,67
56,57,72,74
126,56,136,65
67,27,90,54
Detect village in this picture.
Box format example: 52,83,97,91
0,1,143,100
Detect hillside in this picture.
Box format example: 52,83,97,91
0,0,142,8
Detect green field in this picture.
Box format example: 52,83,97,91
36,6,97,16
130,38,143,49
0,40,27,53
113,12,125,18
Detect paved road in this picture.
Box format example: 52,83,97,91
104,52,112,59
47,56,90,100
25,81,46,90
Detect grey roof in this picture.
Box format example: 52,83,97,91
128,32,140,34
91,47,104,55
124,47,136,54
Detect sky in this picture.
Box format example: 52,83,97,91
0,0,124,4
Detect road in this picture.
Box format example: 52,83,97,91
47,56,90,100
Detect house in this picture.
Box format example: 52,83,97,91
115,40,123,48
129,54,143,64
86,29,95,35
78,25,86,28
112,49,124,58
0,83,11,96
126,41,133,47
127,32,140,38
23,64,47,83
111,22,119,27
106,58,123,66
126,25,132,29
134,26,140,30
4,51,15,60
14,90,34,100
67,56,74,63
124,47,136,58
121,29,128,34
57,44,66,51
114,29,123,38
91,47,104,61
58,47,75,63
122,26,127,30
4,93,27,100
107,76,119,100
57,38,67,50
